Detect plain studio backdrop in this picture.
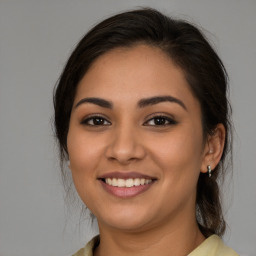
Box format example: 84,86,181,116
0,1,255,255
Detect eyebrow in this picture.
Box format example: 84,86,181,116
138,96,187,111
75,95,187,111
75,97,113,109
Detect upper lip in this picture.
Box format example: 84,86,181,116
98,172,157,180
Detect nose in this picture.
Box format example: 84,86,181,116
105,125,146,164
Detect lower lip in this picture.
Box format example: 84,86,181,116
99,180,155,198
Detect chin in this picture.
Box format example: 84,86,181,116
96,208,154,232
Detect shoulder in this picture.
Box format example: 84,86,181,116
72,236,100,256
72,235,238,256
189,235,239,256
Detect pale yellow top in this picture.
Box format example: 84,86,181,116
188,235,239,256
73,235,239,256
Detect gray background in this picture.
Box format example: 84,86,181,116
0,0,255,255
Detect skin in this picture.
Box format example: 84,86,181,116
67,44,225,256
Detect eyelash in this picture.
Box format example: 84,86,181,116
81,115,177,127
81,115,111,126
144,115,177,126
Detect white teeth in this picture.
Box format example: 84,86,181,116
117,179,126,187
106,178,112,185
125,179,133,188
105,178,152,187
134,178,141,186
112,178,118,186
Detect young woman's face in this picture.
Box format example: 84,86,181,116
67,45,209,232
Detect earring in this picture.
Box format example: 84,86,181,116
207,165,212,178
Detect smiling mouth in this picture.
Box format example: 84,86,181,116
98,172,157,197
103,178,153,188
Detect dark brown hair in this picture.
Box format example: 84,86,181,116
54,8,232,237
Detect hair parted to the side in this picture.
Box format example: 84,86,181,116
53,8,232,237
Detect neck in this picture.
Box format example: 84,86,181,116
94,214,205,256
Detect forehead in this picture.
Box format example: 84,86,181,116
75,44,198,108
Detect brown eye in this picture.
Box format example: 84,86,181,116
153,117,167,125
144,116,177,126
81,116,111,126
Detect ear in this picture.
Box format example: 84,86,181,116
200,123,226,174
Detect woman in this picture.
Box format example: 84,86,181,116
54,8,238,256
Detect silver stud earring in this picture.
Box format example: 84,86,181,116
207,165,212,178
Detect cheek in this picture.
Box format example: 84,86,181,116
66,131,105,210
68,126,102,167
152,131,203,207
152,131,203,167
148,126,204,189
67,128,103,190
